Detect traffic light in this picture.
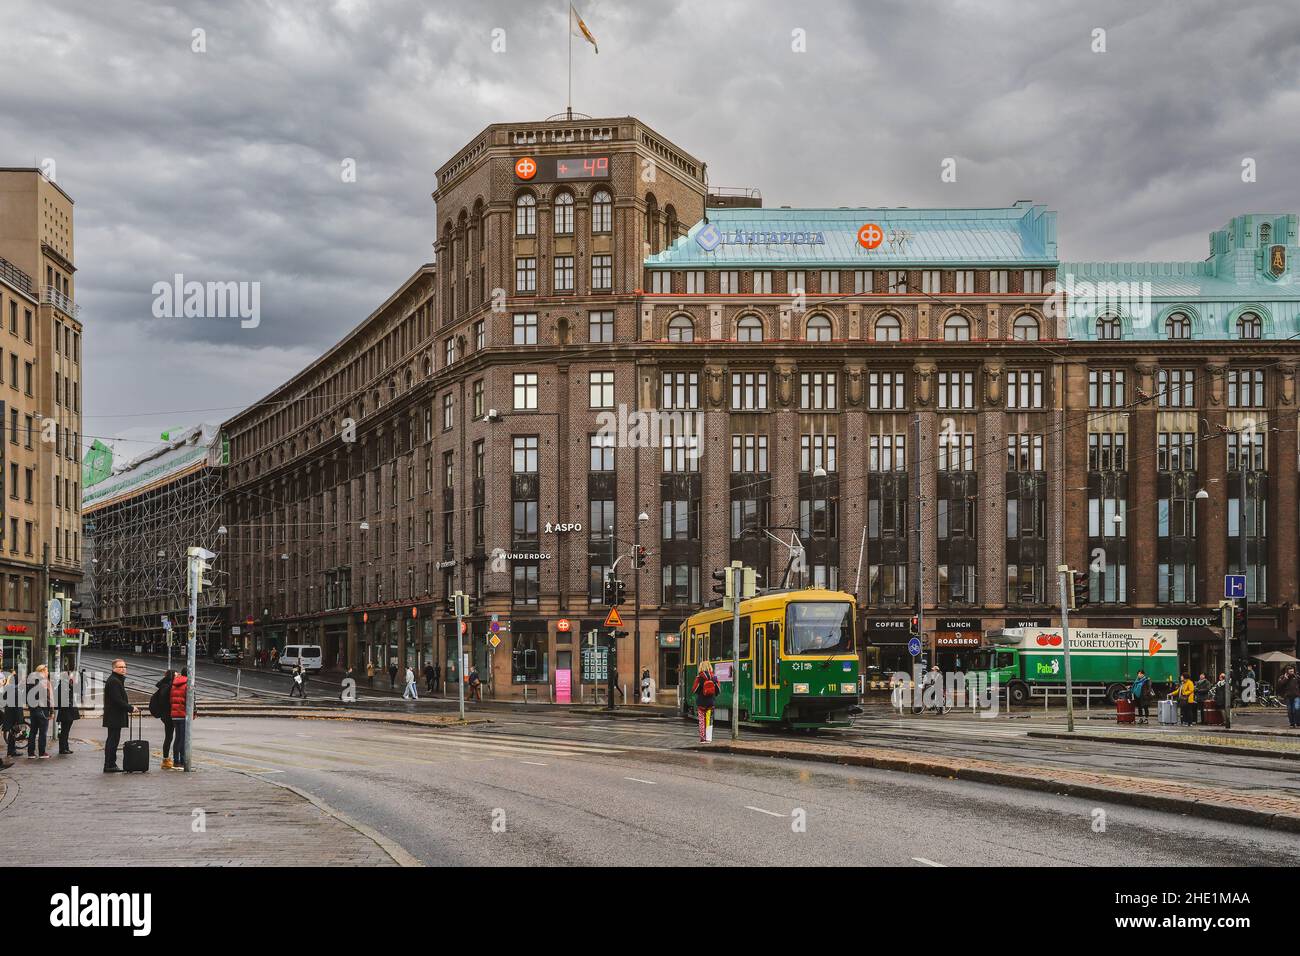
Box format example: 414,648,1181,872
603,574,626,606
908,616,920,641
1071,570,1089,609
613,630,629,640
444,595,456,616
1233,602,1247,638
616,579,626,605
632,545,647,570
711,568,728,599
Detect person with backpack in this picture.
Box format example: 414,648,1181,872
55,667,79,755
169,668,191,771
151,669,176,768
691,660,720,742
1130,670,1154,724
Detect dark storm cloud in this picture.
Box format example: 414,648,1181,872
0,0,1295,449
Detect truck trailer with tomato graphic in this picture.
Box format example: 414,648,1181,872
972,627,1179,705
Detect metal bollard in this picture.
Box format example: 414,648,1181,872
236,669,241,700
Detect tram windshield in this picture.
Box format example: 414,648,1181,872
786,602,854,655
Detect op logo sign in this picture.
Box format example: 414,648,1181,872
857,223,884,249
514,157,538,181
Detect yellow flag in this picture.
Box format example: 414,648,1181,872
571,4,598,53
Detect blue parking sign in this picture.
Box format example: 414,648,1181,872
1225,574,1247,599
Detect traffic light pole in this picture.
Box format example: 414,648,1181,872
1056,565,1075,734
1224,601,1234,731
454,593,465,721
731,567,741,741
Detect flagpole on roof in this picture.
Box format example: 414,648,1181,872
567,4,573,119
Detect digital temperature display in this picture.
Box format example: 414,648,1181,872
514,155,610,183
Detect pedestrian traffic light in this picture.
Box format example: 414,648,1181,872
1071,569,1089,609
632,545,647,569
908,616,920,640
614,579,626,605
711,568,728,599
444,595,456,616
1233,602,1247,637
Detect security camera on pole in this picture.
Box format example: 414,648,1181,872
185,546,217,773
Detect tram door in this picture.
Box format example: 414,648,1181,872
752,625,766,717
767,626,781,717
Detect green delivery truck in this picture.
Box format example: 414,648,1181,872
973,626,1179,705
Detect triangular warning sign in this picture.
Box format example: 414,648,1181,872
603,607,624,628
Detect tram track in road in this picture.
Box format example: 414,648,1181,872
80,649,280,702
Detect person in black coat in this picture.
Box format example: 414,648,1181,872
55,669,80,755
102,659,136,772
1,670,21,761
25,666,51,758
423,663,435,694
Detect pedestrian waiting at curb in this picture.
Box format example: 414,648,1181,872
366,661,375,688
150,669,177,769
25,665,51,759
1173,672,1197,726
1279,664,1300,728
103,658,137,773
468,666,482,702
1194,673,1212,724
55,668,79,755
170,668,192,771
1130,670,1154,724
692,660,719,742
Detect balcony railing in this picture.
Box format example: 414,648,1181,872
0,257,33,296
42,286,80,318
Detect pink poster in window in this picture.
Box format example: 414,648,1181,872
556,669,572,704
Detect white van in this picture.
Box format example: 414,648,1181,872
278,645,323,673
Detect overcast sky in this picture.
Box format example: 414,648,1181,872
1,0,1296,458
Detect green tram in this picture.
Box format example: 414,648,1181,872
678,588,861,729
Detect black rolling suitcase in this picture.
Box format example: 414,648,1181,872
122,711,149,773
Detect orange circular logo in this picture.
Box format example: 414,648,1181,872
857,223,884,249
515,156,538,180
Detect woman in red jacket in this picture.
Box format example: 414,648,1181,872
169,669,191,771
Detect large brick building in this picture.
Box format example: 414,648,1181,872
220,115,1300,698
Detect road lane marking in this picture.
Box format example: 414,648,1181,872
911,857,946,867
623,776,655,784
744,806,785,817
521,761,548,766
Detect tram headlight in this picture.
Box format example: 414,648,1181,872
793,683,810,695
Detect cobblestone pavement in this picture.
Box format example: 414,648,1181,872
0,726,404,866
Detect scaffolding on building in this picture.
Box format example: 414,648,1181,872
81,424,229,654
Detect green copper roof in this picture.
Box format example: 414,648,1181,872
645,202,1057,268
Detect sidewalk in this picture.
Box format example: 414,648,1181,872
0,725,411,866
698,737,1300,832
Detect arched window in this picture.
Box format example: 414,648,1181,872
944,314,971,342
515,193,536,237
806,314,832,342
1260,223,1271,246
667,315,694,343
553,192,574,236
874,314,901,342
644,194,659,253
1238,311,1262,339
1096,314,1121,340
665,204,678,247
1165,312,1190,340
592,189,612,233
1012,314,1040,341
737,315,764,343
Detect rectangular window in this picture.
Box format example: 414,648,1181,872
512,436,538,474
589,370,614,408
819,270,840,294
939,433,975,471
730,371,768,410
661,416,700,473
731,434,768,472
661,498,698,541
513,312,538,345
719,271,740,294
1156,432,1195,472
800,434,837,473
954,270,975,293
661,565,699,605
1006,433,1044,471
854,270,873,294
512,565,539,605
685,271,706,294
938,370,975,410
650,272,670,294
799,371,837,410
1087,432,1127,471
588,310,614,343
553,255,574,292
1226,432,1265,471
515,257,536,293
1157,368,1194,407
753,271,773,294
868,434,906,472
887,271,908,294
474,320,485,351
1006,369,1044,410
867,371,905,409
589,433,614,471
473,379,484,419
1227,369,1265,408
785,271,806,295
989,270,1009,294
1088,369,1126,408
513,372,538,410
591,255,612,291
1022,270,1043,294
920,271,940,294
661,371,699,410
442,392,454,430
